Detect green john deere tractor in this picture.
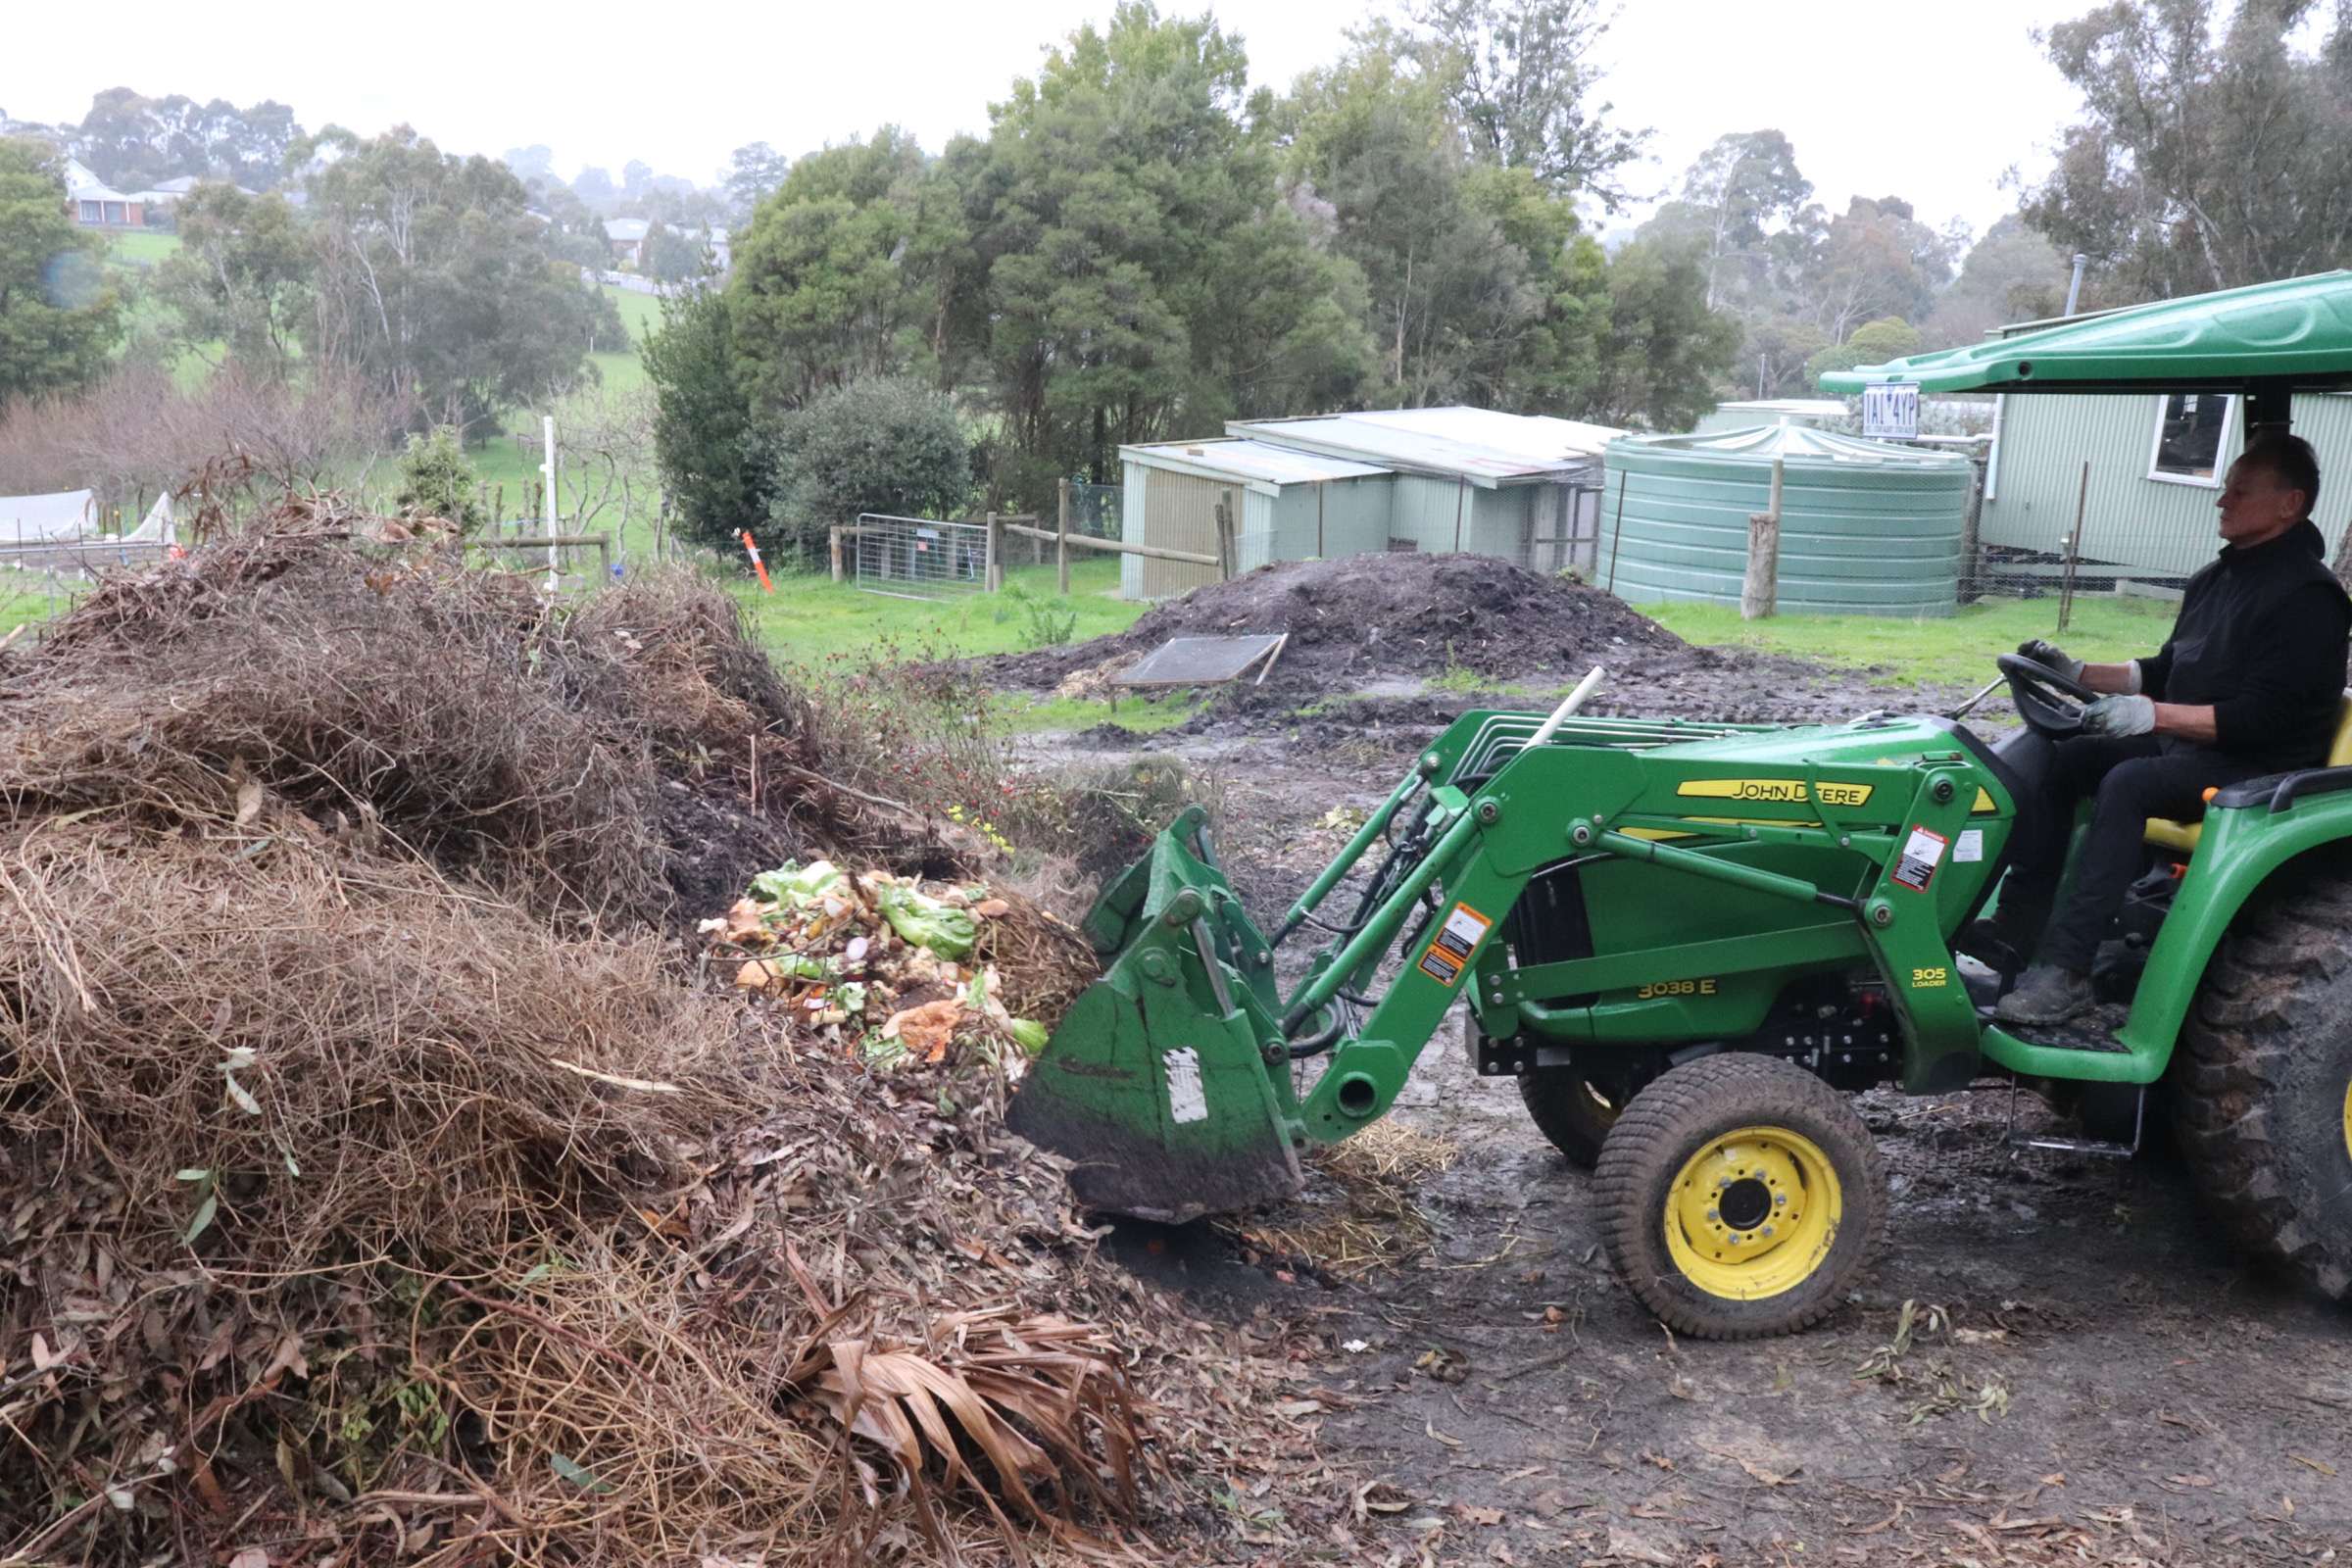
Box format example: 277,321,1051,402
1007,270,2352,1339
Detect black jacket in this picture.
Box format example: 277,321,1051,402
2138,517,2352,771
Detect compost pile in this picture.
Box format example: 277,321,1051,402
985,552,1710,695
0,514,1295,1565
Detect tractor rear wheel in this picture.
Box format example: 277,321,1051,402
1519,1068,1632,1168
1594,1054,1886,1340
2169,864,2352,1300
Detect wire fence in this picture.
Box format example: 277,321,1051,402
1066,480,1122,541
851,514,989,601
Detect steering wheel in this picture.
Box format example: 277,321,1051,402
1996,652,2096,739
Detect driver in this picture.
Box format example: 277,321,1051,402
1983,432,2351,1024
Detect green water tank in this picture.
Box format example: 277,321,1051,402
1601,424,1973,617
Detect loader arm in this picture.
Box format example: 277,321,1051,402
1007,709,2018,1220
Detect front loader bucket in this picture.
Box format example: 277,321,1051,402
1006,808,1302,1223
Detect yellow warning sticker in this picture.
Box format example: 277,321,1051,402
1676,777,1875,808
1416,901,1494,986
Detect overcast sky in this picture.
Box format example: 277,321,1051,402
2,0,2082,241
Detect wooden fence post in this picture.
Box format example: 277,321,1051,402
830,525,844,583
1056,478,1071,595
1740,458,1783,621
985,511,1001,592
1214,493,1235,580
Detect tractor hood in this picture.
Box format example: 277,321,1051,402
1820,269,2352,397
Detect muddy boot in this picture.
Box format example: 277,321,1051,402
1953,891,2050,975
1992,965,2094,1025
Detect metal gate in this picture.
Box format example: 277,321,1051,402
852,514,988,601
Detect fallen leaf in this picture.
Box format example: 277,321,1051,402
1729,1454,1794,1487
2166,1474,2215,1488
1272,1398,1324,1417
235,781,263,826
551,1452,613,1493
1454,1502,1504,1526
1425,1420,1465,1448
261,1331,308,1381
2290,1453,2338,1477
1357,1482,1413,1515
1487,1542,1517,1564
227,1550,270,1568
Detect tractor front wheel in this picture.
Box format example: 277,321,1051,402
2170,864,2352,1300
1519,1067,1634,1168
1594,1054,1886,1340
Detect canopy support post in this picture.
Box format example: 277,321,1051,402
2246,378,2294,439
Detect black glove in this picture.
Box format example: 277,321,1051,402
2016,639,2083,681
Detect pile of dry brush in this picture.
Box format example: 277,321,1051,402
0,507,1299,1566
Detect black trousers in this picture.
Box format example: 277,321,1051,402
2006,735,2267,973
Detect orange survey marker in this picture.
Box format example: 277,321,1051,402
739,530,773,593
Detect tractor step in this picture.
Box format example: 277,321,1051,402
1976,1010,2131,1053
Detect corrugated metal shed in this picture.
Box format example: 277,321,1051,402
1604,425,1972,617
1979,391,2352,581
1230,408,1622,486
1119,438,1390,492
1115,407,1618,600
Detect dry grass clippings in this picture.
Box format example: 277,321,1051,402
0,507,1299,1566
1215,1122,1459,1281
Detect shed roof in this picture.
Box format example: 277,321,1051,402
1611,424,1970,470
1820,270,2352,396
1122,438,1390,495
1230,407,1623,487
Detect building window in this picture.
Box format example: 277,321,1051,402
2147,393,2233,486
78,200,100,223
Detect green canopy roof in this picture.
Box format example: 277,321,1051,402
1820,270,2352,396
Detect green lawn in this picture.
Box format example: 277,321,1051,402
739,555,1149,662
1642,594,2180,691
102,230,179,269
731,555,1180,733
0,573,82,635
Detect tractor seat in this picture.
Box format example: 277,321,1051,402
2144,690,2352,853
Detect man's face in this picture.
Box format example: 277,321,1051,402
2216,459,2306,548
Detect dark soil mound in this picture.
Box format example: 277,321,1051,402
985,553,1708,693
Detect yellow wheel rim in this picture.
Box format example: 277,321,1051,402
1662,1125,1843,1301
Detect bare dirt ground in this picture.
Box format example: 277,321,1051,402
996,570,2352,1567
